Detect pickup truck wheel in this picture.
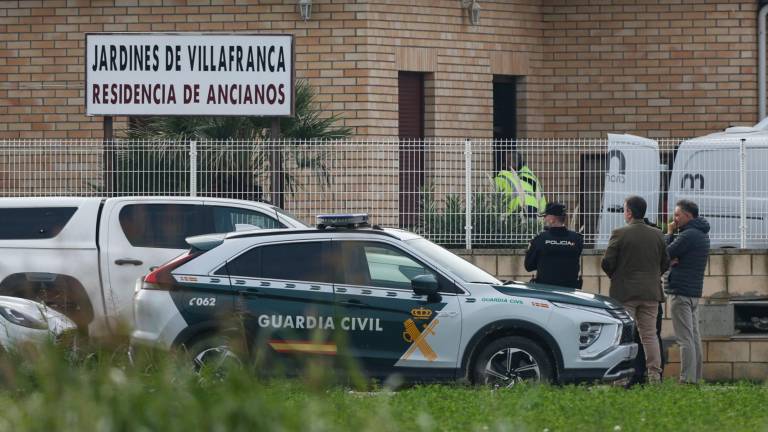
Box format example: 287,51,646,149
472,336,553,387
188,335,242,376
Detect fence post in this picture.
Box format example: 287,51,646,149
464,138,472,250
102,117,114,196
189,140,197,197
270,120,284,208
740,138,747,249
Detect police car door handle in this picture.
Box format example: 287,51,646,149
340,299,365,307
242,288,260,295
115,258,143,266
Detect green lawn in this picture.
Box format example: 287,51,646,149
0,345,765,432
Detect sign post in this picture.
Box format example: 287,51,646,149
102,116,114,195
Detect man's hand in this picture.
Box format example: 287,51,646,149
667,221,677,235
671,258,680,267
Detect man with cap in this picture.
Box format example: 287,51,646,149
524,202,584,289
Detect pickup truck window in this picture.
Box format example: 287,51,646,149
0,207,77,239
120,204,209,249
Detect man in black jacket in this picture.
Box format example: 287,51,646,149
666,199,710,384
525,202,583,289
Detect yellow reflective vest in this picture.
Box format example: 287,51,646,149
494,166,546,214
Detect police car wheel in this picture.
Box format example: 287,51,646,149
472,336,553,387
188,335,243,374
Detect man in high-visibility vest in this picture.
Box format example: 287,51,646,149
494,165,546,216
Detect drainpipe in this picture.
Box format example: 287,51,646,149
760,4,768,120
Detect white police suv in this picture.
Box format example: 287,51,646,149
131,215,638,385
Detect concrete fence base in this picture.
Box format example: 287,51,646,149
454,248,768,382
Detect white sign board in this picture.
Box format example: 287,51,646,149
86,33,294,116
596,133,660,247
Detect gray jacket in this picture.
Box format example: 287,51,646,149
666,217,710,298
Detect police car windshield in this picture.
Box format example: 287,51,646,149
407,238,501,285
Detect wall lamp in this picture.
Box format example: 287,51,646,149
298,0,312,21
460,0,480,25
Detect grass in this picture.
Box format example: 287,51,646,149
0,342,765,432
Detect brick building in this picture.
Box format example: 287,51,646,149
0,0,762,140
2,1,768,382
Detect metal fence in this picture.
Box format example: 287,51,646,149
0,137,765,249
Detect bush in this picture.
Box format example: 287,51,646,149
99,80,350,200
417,183,541,248
0,341,765,431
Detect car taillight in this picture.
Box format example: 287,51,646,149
143,251,200,290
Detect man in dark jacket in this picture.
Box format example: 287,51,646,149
666,199,710,384
628,218,668,385
601,196,670,383
525,202,583,289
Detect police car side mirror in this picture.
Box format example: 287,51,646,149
411,274,441,302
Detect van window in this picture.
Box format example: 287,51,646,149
225,242,329,283
211,206,284,232
0,207,77,239
119,204,209,249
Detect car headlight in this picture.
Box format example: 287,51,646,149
579,322,603,349
0,306,48,330
607,308,634,323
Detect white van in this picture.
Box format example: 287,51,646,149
668,120,768,248
596,133,661,247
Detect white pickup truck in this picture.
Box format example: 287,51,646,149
0,196,307,337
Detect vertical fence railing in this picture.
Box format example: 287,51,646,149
740,138,747,249
189,140,198,198
0,137,766,249
464,138,472,250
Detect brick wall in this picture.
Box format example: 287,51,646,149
0,0,541,139
535,1,759,138
456,248,768,381
0,1,761,140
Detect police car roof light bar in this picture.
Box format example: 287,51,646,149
316,213,369,229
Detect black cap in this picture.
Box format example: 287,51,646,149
540,202,566,217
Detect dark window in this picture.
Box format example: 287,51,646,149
119,204,208,249
493,76,519,174
0,207,77,239
398,71,425,227
261,242,329,282
221,247,261,277
211,206,284,233
579,154,607,245
338,241,439,291
225,242,329,282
